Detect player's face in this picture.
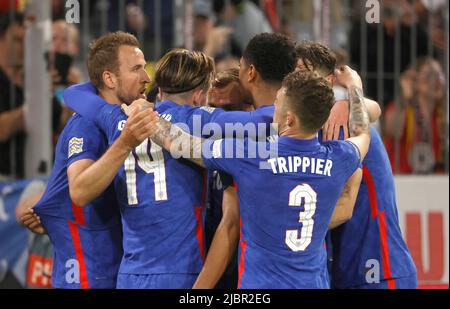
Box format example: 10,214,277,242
273,87,288,133
208,81,245,110
116,45,150,105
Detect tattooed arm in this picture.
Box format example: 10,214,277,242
335,66,371,162
148,114,207,168
329,168,363,229
326,66,370,230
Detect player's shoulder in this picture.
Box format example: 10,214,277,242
322,140,360,161
61,114,103,142
64,113,96,131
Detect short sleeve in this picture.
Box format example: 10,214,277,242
202,138,246,177
338,140,362,176
218,172,234,190
66,119,106,167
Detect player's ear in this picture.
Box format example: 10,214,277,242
286,110,295,128
327,74,335,85
248,64,256,83
103,71,117,89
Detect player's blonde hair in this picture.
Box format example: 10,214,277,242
155,48,215,95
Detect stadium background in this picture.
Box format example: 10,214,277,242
0,0,448,289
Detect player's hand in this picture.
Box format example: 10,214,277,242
121,99,154,116
19,208,46,235
335,65,363,90
118,107,159,149
322,100,350,141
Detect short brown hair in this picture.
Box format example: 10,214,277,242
155,48,215,94
283,71,334,134
212,68,239,89
87,31,139,89
296,41,336,77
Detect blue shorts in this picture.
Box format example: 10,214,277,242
116,274,197,289
351,274,418,289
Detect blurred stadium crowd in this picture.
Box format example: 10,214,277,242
0,0,448,181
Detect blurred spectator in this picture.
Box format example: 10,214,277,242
51,0,66,21
414,0,447,58
350,0,430,105
51,20,82,142
0,11,26,180
213,0,272,54
280,0,347,48
1,12,81,180
102,0,174,59
193,0,233,59
383,57,446,174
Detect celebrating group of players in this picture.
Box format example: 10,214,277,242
19,31,418,289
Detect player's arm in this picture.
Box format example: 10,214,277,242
327,66,370,229
329,168,362,229
63,83,106,122
193,186,240,289
68,108,157,206
365,98,382,123
335,66,371,162
148,114,207,168
323,98,381,141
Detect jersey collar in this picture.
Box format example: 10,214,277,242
277,136,321,151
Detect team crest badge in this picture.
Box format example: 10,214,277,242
68,137,84,158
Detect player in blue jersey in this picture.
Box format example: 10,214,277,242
62,48,243,289
29,115,123,289
296,41,418,289
202,69,251,289
62,33,385,289
16,32,153,288
143,67,372,289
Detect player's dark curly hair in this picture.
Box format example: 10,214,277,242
282,70,334,133
295,41,336,77
243,33,297,84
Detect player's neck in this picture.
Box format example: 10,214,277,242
160,93,192,106
98,90,122,106
252,83,279,109
281,128,317,141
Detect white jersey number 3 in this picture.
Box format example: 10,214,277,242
285,184,317,252
125,138,168,205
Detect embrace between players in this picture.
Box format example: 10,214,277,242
19,31,417,289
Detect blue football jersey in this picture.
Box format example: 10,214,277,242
63,83,275,139
329,128,417,288
33,114,123,289
202,136,361,289
60,100,232,280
